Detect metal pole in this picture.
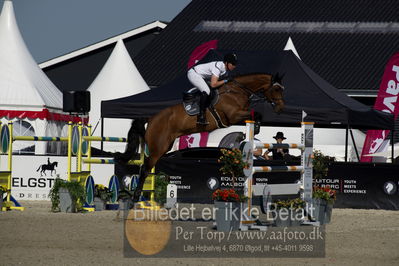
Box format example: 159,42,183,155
349,128,360,161
345,125,349,162
101,117,104,152
391,129,395,163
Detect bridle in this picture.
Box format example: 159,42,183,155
227,79,284,107
269,82,285,108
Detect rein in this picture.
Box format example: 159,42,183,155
228,79,269,103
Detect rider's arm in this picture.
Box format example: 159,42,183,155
210,75,226,88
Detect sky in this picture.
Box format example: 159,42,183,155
0,0,191,63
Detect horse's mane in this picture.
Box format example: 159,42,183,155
233,72,272,78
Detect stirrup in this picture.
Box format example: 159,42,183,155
197,115,209,125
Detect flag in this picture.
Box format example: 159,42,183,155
187,40,218,69
360,52,399,162
179,133,209,149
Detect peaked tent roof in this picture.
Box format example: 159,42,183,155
88,38,150,126
284,37,301,60
102,49,393,129
133,0,399,94
0,0,62,111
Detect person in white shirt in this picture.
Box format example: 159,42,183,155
187,53,238,125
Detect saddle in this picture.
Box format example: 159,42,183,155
182,88,219,116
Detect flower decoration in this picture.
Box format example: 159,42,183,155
94,184,113,202
274,198,305,210
212,188,246,202
218,148,249,178
313,186,337,203
0,185,8,194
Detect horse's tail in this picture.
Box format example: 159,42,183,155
115,118,147,163
36,165,41,172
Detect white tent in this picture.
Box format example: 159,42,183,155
0,0,75,154
87,39,150,152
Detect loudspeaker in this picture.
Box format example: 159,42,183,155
63,91,90,113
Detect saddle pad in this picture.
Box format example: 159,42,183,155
182,88,219,116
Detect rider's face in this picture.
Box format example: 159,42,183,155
227,63,236,71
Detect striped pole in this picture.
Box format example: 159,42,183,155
253,165,304,173
83,136,127,142
13,136,68,141
255,143,304,150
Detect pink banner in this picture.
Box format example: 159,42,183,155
360,52,399,162
179,132,209,149
187,40,218,69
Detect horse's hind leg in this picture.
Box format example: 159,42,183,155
132,159,151,202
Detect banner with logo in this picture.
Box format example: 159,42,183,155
1,155,114,201
360,52,399,162
179,133,209,149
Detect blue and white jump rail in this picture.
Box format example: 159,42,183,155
240,120,316,230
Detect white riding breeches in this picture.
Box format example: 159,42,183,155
187,69,210,95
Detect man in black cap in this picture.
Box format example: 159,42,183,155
264,131,289,160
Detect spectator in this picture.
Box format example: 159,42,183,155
264,132,290,160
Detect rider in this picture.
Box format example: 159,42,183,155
187,53,238,125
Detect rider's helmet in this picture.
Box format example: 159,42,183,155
223,53,238,65
254,120,261,135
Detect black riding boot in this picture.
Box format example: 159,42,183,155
197,92,209,125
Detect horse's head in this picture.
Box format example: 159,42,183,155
265,73,285,113
226,73,285,113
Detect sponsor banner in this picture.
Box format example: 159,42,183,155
179,132,209,149
1,155,114,201
148,157,399,209
360,52,399,162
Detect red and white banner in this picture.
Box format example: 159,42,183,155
179,132,209,149
360,53,399,162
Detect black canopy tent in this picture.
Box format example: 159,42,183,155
101,49,393,130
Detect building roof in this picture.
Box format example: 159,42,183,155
39,21,166,68
134,0,399,94
41,21,166,92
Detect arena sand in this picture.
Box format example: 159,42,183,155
0,201,398,265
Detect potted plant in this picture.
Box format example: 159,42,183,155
212,188,246,231
273,198,305,227
313,150,335,179
49,178,86,213
312,186,337,224
218,148,248,184
94,184,112,211
154,172,169,206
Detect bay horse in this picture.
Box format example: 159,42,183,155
116,73,285,202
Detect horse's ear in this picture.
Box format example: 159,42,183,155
273,72,284,83
273,72,280,83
